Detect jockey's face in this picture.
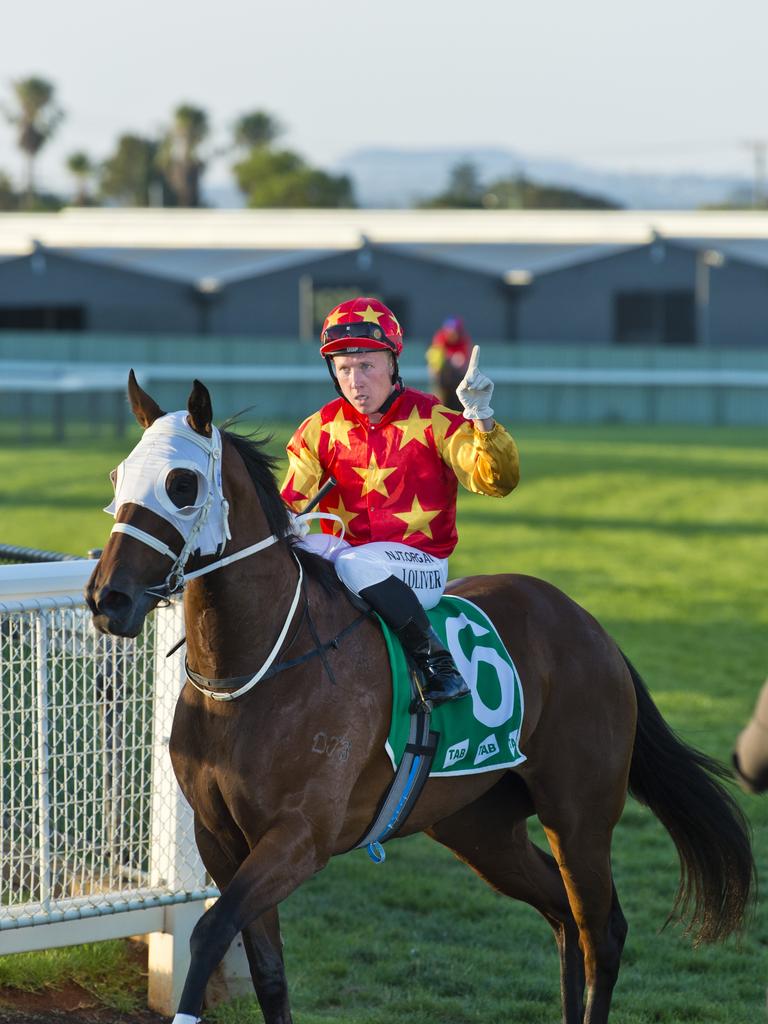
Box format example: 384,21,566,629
333,351,394,418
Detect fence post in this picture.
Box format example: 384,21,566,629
34,613,52,912
147,600,206,1016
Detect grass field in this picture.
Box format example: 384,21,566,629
1,420,767,1023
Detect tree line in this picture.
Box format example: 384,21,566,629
0,76,354,211
1,75,620,212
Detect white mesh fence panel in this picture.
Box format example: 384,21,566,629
0,595,217,933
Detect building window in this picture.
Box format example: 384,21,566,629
0,306,86,330
614,290,695,345
311,285,409,335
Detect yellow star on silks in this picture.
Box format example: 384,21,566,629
355,304,385,325
392,405,432,449
326,493,357,534
352,452,397,497
290,444,321,498
321,408,358,449
393,496,441,541
324,307,346,328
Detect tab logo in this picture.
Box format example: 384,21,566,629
443,739,469,769
474,733,500,765
507,732,520,759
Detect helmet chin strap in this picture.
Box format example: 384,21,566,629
376,377,404,415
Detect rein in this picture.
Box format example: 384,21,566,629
185,554,305,702
184,601,369,697
138,531,283,599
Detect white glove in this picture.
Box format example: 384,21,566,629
456,345,494,422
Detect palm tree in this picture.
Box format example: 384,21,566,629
233,110,283,151
66,151,94,206
4,76,63,208
160,103,209,207
100,134,166,207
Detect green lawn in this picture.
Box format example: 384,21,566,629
1,422,767,1023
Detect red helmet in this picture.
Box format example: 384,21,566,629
320,297,404,357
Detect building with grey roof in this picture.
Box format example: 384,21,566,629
0,210,767,346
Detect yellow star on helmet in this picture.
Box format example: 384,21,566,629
324,308,346,329
354,304,385,325
321,408,358,449
352,452,397,497
392,405,432,449
393,496,441,541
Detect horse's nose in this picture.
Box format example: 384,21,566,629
91,584,134,627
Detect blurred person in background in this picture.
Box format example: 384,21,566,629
733,678,768,793
427,316,473,410
281,297,519,707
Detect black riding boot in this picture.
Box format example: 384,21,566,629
359,575,470,707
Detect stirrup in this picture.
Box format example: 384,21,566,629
408,667,432,715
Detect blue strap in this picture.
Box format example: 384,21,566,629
376,756,421,843
366,841,386,863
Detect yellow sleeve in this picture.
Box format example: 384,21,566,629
426,345,446,373
280,414,325,511
433,409,520,497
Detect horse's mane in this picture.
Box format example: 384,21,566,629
222,427,341,593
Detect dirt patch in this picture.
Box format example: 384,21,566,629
0,993,168,1023
0,944,169,1024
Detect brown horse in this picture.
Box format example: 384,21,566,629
86,375,754,1024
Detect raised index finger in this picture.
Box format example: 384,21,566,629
467,345,480,375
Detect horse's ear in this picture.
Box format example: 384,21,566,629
128,369,164,428
187,379,213,437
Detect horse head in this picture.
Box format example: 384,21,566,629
86,370,279,638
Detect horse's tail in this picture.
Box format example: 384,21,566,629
623,653,756,944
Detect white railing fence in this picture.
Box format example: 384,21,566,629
0,561,241,1013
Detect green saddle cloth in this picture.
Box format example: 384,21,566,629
378,594,526,777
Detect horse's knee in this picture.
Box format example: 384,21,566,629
189,903,239,968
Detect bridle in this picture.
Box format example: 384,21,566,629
105,414,343,702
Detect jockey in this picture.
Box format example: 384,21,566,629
280,297,519,706
427,316,473,377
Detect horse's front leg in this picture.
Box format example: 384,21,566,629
172,818,325,1024
193,818,291,1023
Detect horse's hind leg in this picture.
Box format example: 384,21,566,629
540,819,627,1024
240,911,291,1024
426,774,585,1024
193,817,292,1024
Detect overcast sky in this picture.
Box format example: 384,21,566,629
1,0,766,193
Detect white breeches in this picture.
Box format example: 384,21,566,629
296,535,448,610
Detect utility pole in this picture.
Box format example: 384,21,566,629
743,140,768,207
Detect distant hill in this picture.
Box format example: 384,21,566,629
332,147,751,211
200,146,751,211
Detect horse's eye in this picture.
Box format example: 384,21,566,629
166,469,198,509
